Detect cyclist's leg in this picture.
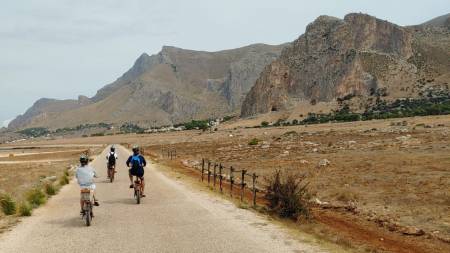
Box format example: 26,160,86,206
140,177,145,196
128,169,134,188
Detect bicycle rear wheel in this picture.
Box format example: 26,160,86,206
84,204,92,226
135,189,140,204
110,169,114,183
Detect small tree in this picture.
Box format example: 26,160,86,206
261,121,269,127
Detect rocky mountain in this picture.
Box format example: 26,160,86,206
418,13,450,28
10,44,284,129
241,13,450,117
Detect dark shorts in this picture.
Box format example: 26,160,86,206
129,168,144,178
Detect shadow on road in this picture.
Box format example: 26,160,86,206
46,216,87,228
102,198,136,205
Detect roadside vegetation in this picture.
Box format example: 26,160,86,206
265,170,310,220
0,193,17,215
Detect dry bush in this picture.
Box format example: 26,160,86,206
59,175,69,185
45,184,57,196
265,170,311,220
18,201,32,216
26,188,47,207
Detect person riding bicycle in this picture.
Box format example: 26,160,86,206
76,154,99,213
106,146,118,177
126,145,147,197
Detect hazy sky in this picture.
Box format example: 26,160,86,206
1,0,449,126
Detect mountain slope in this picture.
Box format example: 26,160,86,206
241,13,450,117
10,44,284,129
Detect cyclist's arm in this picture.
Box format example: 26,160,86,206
141,156,147,167
126,156,131,167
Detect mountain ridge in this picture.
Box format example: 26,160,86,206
10,43,284,129
241,13,450,117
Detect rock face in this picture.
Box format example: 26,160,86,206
241,13,450,117
10,44,284,129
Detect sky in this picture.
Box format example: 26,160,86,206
1,0,449,127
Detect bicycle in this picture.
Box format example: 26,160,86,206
80,189,94,226
133,177,143,204
107,164,116,183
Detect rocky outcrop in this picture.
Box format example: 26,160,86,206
11,44,284,129
241,13,450,117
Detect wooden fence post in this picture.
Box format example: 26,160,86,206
201,158,205,182
219,164,223,193
241,170,247,202
252,173,257,207
213,163,217,188
230,167,234,197
207,160,211,185
167,150,170,159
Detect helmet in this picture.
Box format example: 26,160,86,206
80,154,89,165
132,145,139,154
110,146,115,152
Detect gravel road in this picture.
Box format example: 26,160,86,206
0,145,328,253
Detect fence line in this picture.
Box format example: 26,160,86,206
199,158,261,207
157,148,263,207
160,147,177,160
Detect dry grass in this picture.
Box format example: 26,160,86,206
136,115,450,240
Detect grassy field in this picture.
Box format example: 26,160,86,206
0,146,98,232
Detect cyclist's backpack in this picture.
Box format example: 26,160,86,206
130,155,141,170
108,152,116,165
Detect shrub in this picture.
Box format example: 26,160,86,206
59,175,69,185
18,202,32,216
26,188,47,207
265,170,310,220
45,184,57,196
248,138,260,146
0,193,16,215
260,121,269,127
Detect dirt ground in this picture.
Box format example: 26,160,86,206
141,115,450,252
5,115,450,252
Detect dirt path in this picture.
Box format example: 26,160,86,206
0,145,329,253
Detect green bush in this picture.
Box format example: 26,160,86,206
18,202,32,216
0,193,17,215
184,120,209,131
265,170,310,220
248,138,260,146
261,121,269,127
45,184,57,196
17,127,50,138
90,132,105,137
26,188,47,207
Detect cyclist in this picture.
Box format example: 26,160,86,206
126,145,147,197
76,154,99,213
106,146,118,177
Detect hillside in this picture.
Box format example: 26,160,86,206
10,44,284,130
241,13,450,117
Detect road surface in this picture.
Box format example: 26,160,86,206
0,145,327,253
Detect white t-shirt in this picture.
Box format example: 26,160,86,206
76,165,97,189
106,152,118,161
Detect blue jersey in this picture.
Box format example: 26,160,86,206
126,154,146,170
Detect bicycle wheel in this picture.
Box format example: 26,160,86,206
110,170,114,183
85,204,91,226
135,189,140,204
